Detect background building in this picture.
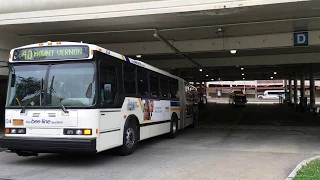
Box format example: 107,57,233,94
206,80,320,99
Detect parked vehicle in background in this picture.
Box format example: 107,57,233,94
229,91,247,107
258,90,285,100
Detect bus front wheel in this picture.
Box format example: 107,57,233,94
119,120,138,156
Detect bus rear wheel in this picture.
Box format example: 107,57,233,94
167,115,178,139
119,120,138,156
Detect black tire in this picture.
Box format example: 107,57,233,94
119,120,138,156
167,114,178,139
258,97,263,100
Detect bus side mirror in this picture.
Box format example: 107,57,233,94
11,74,16,87
86,83,92,98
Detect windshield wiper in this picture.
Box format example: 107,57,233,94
49,76,69,114
20,89,42,114
20,78,44,114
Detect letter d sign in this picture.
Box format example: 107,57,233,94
294,32,308,46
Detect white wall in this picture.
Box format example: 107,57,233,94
0,49,8,76
208,80,320,87
207,81,257,86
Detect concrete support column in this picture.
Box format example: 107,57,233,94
294,75,298,106
255,88,258,99
284,80,288,103
284,80,288,93
289,79,293,104
310,66,316,109
300,72,306,109
200,82,203,102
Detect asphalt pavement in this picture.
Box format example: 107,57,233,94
0,103,320,180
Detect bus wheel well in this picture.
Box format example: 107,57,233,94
126,115,140,140
171,112,178,120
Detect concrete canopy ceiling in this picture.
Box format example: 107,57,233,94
0,1,318,43
0,0,320,81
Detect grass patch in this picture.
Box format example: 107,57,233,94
294,159,320,180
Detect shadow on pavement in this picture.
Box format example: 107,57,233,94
199,102,320,127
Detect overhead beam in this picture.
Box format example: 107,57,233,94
0,0,307,25
143,53,320,68
101,30,320,55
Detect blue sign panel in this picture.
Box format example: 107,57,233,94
294,32,308,46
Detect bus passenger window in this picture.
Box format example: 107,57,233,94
150,74,160,97
169,80,178,99
123,64,136,94
137,69,148,96
100,63,117,105
160,78,169,98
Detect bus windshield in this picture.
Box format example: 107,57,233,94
7,63,95,107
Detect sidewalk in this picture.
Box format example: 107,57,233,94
209,98,279,104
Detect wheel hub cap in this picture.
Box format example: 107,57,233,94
126,128,135,148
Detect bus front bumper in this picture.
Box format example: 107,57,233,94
0,136,96,153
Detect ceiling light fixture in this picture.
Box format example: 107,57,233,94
241,67,244,70
274,72,277,75
136,55,142,58
230,50,237,54
199,69,203,72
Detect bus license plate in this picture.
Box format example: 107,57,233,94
13,119,24,126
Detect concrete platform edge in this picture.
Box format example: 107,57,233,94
286,155,320,180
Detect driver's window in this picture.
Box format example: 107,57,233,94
100,63,117,106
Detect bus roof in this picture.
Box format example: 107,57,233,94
9,41,182,81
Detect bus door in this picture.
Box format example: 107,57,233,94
185,85,195,127
98,61,122,149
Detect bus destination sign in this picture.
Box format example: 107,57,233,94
12,45,90,61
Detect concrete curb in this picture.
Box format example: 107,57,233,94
286,155,320,180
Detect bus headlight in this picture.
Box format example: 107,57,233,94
76,130,82,135
5,128,26,134
18,129,25,134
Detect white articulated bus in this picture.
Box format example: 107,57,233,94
0,42,198,156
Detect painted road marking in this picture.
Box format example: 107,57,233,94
233,109,244,126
